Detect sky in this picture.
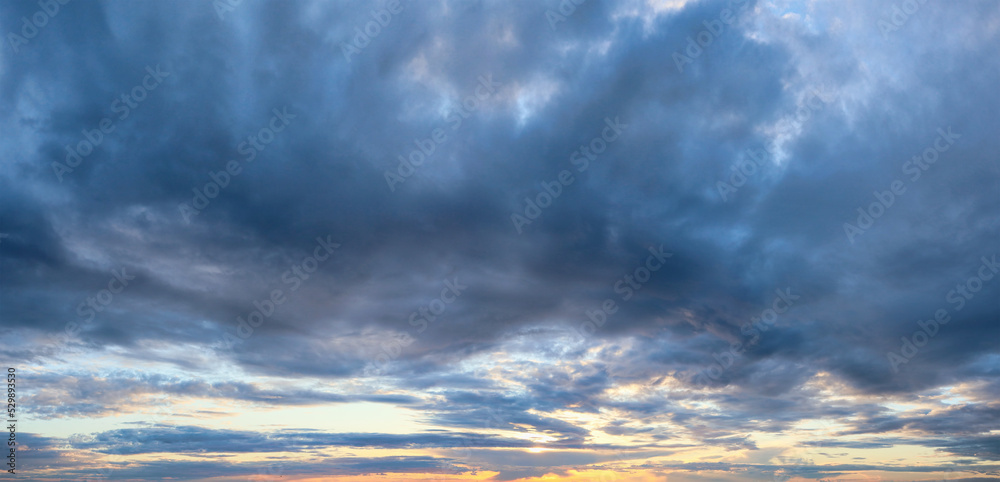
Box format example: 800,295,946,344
1,0,999,481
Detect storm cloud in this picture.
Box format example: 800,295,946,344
1,0,999,480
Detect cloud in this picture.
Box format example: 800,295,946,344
2,0,999,479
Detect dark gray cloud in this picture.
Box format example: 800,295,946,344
2,0,999,479
21,372,421,418
67,425,537,454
